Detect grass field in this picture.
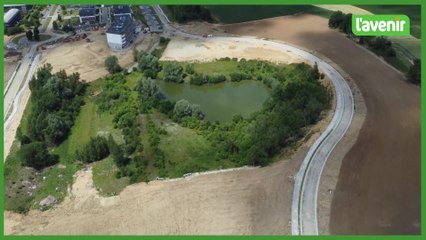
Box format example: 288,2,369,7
92,157,130,196
41,17,52,32
356,5,421,39
192,60,239,75
204,5,333,24
4,82,123,212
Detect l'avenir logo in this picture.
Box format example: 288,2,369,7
352,14,410,36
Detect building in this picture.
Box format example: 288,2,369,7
4,4,32,13
106,15,134,50
79,7,97,24
4,8,21,28
112,5,132,17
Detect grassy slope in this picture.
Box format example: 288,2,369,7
204,5,333,24
4,81,123,212
92,157,129,196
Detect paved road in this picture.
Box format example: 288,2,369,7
4,5,66,156
152,5,354,235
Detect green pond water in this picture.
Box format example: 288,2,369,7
159,80,270,122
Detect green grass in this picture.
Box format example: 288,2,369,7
153,113,229,178
356,5,421,39
204,5,333,24
192,60,239,75
62,9,79,17
92,157,129,196
4,81,123,212
41,17,52,32
49,5,59,17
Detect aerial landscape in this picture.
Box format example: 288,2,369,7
2,4,421,235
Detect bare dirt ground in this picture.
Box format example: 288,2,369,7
314,5,372,14
4,37,335,235
161,37,305,63
223,14,420,234
5,104,334,235
38,31,158,82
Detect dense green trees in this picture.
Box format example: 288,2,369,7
17,142,59,170
138,53,161,78
16,64,86,170
33,27,40,41
407,59,421,84
190,73,226,85
4,26,24,36
76,136,110,163
365,37,396,57
163,61,185,83
328,11,352,34
105,55,122,74
52,20,59,30
165,5,213,23
27,65,86,148
26,30,33,41
173,99,205,120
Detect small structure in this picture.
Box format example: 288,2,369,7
79,7,96,25
112,5,132,17
106,15,134,50
4,8,21,28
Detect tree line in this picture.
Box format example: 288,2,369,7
16,64,87,169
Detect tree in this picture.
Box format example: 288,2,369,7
75,136,110,163
138,54,161,78
33,27,40,41
108,135,129,166
328,11,344,29
135,78,160,100
18,142,59,170
173,99,205,119
57,14,62,22
185,63,195,75
52,20,59,30
407,59,421,84
26,30,33,41
105,55,122,73
165,5,213,23
163,61,184,83
61,5,66,11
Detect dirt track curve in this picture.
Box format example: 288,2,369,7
224,14,421,235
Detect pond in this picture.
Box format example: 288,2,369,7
159,80,270,122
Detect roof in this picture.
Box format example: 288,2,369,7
79,8,96,17
113,5,131,15
4,8,20,23
107,15,132,35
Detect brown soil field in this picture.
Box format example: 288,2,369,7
38,31,158,82
223,15,420,234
